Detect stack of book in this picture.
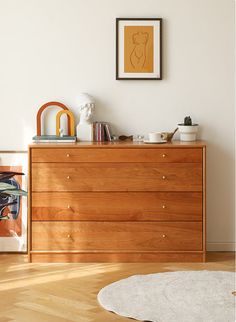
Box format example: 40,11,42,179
93,122,112,141
32,135,76,143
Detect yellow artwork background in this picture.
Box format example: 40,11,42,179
124,26,154,73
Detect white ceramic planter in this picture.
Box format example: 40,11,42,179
178,125,198,141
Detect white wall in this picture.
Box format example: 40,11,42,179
0,0,234,250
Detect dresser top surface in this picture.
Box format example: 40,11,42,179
29,140,206,149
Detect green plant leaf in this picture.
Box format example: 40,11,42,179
3,189,27,196
0,171,24,181
0,201,17,209
0,216,10,220
0,192,10,198
0,182,18,191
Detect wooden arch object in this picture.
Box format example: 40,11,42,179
56,110,75,136
36,101,71,136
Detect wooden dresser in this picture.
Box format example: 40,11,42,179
28,141,206,262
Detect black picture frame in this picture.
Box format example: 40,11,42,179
116,18,162,80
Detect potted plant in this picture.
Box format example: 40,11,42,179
178,116,199,141
0,171,27,220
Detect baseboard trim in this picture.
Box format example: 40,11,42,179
29,252,205,263
207,242,236,251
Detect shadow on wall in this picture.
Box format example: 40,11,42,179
21,99,122,143
22,119,34,150
91,96,120,136
21,112,235,249
204,126,235,247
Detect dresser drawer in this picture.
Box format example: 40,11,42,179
31,148,202,163
31,192,202,221
31,221,203,251
31,163,202,192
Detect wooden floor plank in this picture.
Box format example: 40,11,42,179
0,252,234,322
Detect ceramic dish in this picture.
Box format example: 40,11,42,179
143,140,167,144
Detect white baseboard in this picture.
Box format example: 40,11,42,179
207,242,236,251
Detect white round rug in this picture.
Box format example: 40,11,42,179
97,270,235,322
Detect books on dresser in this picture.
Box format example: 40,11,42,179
93,122,112,141
33,123,112,143
32,135,77,143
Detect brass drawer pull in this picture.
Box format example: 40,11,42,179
66,153,70,158
162,154,166,158
162,205,166,209
162,234,166,238
67,176,70,180
67,234,74,241
67,205,71,209
162,175,166,180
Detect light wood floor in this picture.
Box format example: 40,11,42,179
0,252,234,322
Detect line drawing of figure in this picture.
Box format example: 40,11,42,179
130,32,149,70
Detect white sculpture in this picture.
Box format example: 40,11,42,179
76,93,95,141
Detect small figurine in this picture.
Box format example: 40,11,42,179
59,128,64,137
119,135,133,141
161,128,178,142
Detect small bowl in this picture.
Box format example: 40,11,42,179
161,128,178,142
161,132,175,142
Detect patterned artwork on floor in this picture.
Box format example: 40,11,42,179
0,152,27,251
0,166,23,236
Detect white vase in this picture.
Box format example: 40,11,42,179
178,125,198,141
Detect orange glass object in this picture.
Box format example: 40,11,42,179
56,110,75,136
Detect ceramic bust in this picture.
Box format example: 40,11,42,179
76,93,95,141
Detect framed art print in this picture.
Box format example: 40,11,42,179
116,18,162,80
0,151,27,252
